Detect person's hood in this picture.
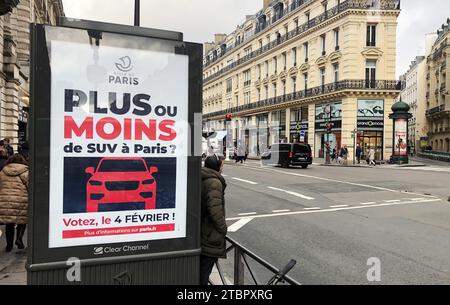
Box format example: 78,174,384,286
202,167,226,186
2,163,28,177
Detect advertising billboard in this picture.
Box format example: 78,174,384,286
29,20,202,269
394,119,408,156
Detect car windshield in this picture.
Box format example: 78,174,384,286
98,160,147,172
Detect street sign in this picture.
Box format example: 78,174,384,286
28,18,202,284
300,130,305,137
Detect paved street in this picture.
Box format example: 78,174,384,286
220,160,450,285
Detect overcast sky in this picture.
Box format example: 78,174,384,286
62,0,450,78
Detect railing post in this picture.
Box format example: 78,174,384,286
234,247,245,285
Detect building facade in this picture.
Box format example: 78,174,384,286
202,0,401,161
0,0,64,149
399,33,437,153
400,56,427,153
426,19,450,153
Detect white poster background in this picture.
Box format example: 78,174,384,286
49,40,189,248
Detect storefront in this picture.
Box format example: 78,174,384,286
314,101,342,158
270,110,286,144
18,101,29,144
290,106,309,143
356,99,384,160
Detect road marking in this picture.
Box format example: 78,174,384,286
228,218,253,232
409,198,427,201
226,198,442,221
267,186,315,200
241,164,440,199
238,212,257,216
330,205,349,208
304,207,321,210
383,200,401,203
222,174,228,177
232,177,258,185
360,202,377,205
272,209,291,213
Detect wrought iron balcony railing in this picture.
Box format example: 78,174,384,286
203,79,400,119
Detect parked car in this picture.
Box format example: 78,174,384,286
261,143,313,168
85,157,158,212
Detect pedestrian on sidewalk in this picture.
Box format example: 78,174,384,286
0,154,29,252
0,145,7,171
200,154,227,285
332,147,336,163
368,147,376,166
356,144,362,164
2,138,14,158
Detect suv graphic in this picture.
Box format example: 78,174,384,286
85,157,158,213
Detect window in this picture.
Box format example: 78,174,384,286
334,28,340,50
265,86,269,99
320,34,326,56
367,24,377,47
244,92,251,105
273,56,278,74
304,42,309,62
226,78,233,93
305,11,310,24
245,47,252,57
292,47,297,66
265,61,269,77
244,69,251,87
304,73,308,91
257,88,261,101
292,77,297,93
282,52,287,70
282,81,286,96
273,84,277,97
320,68,326,87
366,60,377,88
333,63,339,82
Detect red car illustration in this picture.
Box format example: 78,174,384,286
85,157,158,213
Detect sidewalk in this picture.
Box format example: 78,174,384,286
0,226,27,285
410,156,450,167
315,158,427,168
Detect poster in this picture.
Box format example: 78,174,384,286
358,100,384,117
48,40,189,248
394,119,408,156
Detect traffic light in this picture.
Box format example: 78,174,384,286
225,113,232,122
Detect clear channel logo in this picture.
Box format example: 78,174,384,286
93,244,150,255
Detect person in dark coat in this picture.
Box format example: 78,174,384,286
200,154,227,285
2,138,14,158
0,147,7,171
356,144,362,164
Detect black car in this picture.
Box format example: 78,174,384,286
261,143,313,168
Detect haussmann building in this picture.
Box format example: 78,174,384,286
202,0,401,161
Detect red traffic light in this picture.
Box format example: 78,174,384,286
225,113,232,121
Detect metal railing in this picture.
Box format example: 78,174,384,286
203,0,401,77
210,236,301,285
204,79,400,119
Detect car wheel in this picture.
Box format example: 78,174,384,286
301,165,308,169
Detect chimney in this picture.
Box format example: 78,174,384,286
214,33,227,45
263,0,272,10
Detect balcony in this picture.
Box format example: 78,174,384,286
426,104,446,117
203,0,401,77
203,79,400,119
